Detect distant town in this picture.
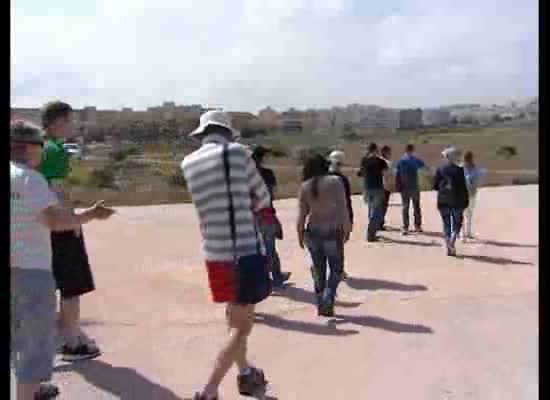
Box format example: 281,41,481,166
11,98,538,142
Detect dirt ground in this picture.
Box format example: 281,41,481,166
14,185,538,399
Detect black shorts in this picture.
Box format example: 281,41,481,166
51,230,95,299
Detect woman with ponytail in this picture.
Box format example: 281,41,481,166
297,154,351,317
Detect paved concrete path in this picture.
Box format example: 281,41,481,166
15,185,538,399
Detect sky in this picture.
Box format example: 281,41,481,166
11,0,538,112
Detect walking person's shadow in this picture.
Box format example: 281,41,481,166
345,278,428,292
54,359,183,399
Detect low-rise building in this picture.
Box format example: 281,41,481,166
399,108,423,129
422,109,451,127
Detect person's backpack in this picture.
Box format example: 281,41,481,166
438,171,454,205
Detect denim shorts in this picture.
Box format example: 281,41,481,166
11,268,56,383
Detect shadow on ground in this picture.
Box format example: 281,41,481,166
79,319,135,328
54,360,182,400
255,312,433,336
379,236,440,247
345,278,428,292
456,254,534,266
418,231,538,249
272,284,361,308
255,313,359,336
330,314,434,334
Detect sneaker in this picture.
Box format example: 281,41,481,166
237,367,268,396
341,270,349,281
367,236,379,242
35,383,59,400
414,226,423,233
401,228,409,236
61,343,101,362
318,301,335,317
272,272,292,288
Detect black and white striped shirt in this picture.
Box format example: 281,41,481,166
181,135,271,262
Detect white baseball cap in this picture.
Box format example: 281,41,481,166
189,110,239,138
441,146,459,159
328,150,346,165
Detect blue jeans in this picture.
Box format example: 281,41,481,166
438,207,465,242
304,225,344,305
364,189,385,239
400,189,422,229
259,222,283,284
11,269,56,383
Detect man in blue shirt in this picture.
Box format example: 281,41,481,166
395,144,428,235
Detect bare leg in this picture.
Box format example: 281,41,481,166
59,296,80,348
201,304,254,398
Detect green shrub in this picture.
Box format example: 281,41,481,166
496,145,517,159
110,146,141,162
511,175,538,185
269,143,289,158
89,165,116,188
293,145,331,163
167,171,187,188
342,131,362,142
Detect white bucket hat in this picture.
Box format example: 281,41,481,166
189,110,239,138
328,150,346,165
441,146,459,160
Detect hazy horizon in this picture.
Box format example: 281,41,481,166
12,0,538,112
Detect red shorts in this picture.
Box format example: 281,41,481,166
205,260,237,303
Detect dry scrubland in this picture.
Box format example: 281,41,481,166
66,123,538,207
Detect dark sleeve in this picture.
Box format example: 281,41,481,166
394,160,402,190
455,168,469,208
433,168,442,191
342,175,354,225
265,169,276,188
270,170,277,188
358,157,366,177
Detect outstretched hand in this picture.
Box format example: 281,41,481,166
91,200,116,220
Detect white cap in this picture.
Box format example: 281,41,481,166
189,110,239,138
328,150,346,165
441,146,458,159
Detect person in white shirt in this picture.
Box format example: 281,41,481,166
462,151,486,240
380,145,394,230
10,121,114,400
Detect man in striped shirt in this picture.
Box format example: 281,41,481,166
181,110,271,400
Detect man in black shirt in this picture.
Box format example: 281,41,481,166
358,143,388,242
328,150,353,280
433,146,469,256
251,145,291,287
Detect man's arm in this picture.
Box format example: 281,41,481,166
357,157,365,177
243,147,271,211
334,178,351,241
342,175,354,227
39,201,115,232
296,185,309,249
432,168,442,191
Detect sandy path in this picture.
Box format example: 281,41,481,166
21,185,537,400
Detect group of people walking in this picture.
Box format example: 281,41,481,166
10,107,486,400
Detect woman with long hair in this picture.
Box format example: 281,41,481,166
297,154,351,316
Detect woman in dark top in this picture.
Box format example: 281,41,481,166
328,150,353,280
433,146,469,256
251,145,291,287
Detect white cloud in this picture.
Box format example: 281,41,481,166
11,0,538,111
